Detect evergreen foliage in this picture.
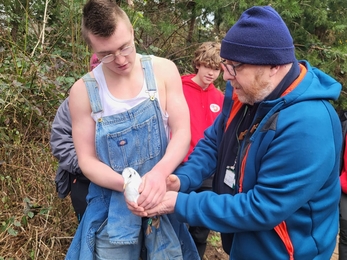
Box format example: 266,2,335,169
0,1,346,257
1,1,346,143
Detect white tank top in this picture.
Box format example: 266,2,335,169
91,59,170,136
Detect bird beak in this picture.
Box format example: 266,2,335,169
123,180,129,191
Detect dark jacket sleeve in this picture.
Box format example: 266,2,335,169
50,97,82,198
50,97,81,175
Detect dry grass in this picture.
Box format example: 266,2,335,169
0,142,340,259
0,142,76,259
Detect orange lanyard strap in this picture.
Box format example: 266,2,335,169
274,221,294,260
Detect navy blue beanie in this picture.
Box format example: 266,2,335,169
220,6,296,65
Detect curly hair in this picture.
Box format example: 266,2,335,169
192,42,222,74
81,0,132,46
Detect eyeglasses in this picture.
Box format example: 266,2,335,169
99,44,134,64
220,60,244,76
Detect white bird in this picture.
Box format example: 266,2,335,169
122,167,142,203
122,168,161,234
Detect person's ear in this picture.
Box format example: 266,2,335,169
269,65,280,76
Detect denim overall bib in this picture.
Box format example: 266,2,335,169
65,56,199,260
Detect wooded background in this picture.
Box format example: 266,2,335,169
0,0,347,258
1,0,347,143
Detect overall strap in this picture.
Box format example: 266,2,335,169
140,55,157,100
82,73,103,114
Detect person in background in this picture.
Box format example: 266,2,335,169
90,53,100,70
50,53,99,223
50,97,90,223
181,41,224,259
65,0,198,259
132,5,342,259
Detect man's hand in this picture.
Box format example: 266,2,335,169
125,200,147,217
145,191,178,217
137,169,167,210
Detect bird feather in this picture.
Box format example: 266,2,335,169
122,167,142,203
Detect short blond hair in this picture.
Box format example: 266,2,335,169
192,42,222,74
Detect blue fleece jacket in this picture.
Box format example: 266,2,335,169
174,61,342,259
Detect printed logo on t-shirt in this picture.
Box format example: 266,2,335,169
210,104,221,113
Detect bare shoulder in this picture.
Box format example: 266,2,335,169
70,76,87,95
151,55,175,65
69,74,91,113
151,55,180,82
151,56,178,73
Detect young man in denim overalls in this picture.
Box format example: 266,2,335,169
65,0,199,259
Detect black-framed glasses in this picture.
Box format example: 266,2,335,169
100,44,134,64
221,60,244,76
